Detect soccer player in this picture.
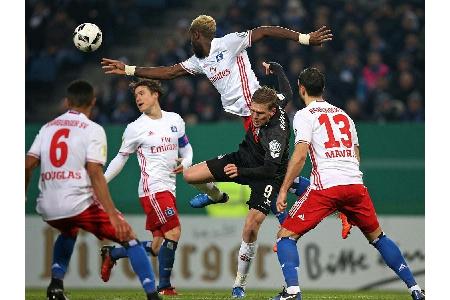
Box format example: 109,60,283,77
99,15,352,236
183,82,291,298
271,68,425,300
100,79,192,295
25,80,161,300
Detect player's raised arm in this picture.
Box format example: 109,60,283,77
251,25,333,46
101,58,189,80
263,62,293,108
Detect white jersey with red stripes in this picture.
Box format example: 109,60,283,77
180,31,259,116
27,110,108,221
119,111,186,197
293,100,363,190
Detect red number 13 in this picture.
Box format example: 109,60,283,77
318,114,352,148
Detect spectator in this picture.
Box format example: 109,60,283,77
402,91,424,122
25,0,424,124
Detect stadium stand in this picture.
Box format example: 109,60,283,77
26,0,424,124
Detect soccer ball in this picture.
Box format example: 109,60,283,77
73,23,102,52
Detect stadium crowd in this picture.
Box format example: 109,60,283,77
26,0,424,124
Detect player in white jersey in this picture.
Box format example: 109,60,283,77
101,15,332,118
99,79,193,296
270,68,425,300
100,15,353,239
25,80,162,300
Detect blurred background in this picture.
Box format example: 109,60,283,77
25,0,424,293
26,0,424,124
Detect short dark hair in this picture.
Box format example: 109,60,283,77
251,86,278,110
129,79,164,98
67,80,95,107
298,67,325,96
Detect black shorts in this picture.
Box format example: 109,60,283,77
206,152,280,215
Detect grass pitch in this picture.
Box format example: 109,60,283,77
26,288,413,299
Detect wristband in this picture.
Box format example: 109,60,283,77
298,33,310,45
124,65,136,76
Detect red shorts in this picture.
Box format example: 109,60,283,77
283,184,380,236
139,191,180,236
46,203,121,242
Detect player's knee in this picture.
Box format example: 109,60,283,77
183,168,195,183
277,227,298,240
242,224,259,242
164,226,181,241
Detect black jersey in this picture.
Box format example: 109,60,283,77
237,106,290,184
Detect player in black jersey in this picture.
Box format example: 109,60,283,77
183,62,293,298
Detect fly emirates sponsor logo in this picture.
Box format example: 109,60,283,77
150,137,178,154
209,68,231,83
41,170,82,181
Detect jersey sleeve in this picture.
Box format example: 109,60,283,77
350,117,359,146
180,55,204,75
293,110,313,145
87,125,108,165
27,127,43,158
177,115,190,148
118,125,140,154
222,31,252,55
262,128,289,165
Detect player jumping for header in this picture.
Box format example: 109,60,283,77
101,15,352,239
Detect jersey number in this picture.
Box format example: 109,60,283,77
318,114,352,149
263,185,273,199
50,128,70,167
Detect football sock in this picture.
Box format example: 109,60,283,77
110,240,153,260
287,286,301,294
271,198,288,224
158,239,178,289
289,176,310,197
193,182,223,202
371,233,417,288
277,237,300,287
233,240,257,288
51,234,77,280
126,240,156,293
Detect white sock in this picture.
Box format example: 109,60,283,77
233,241,257,287
193,183,223,202
287,286,301,294
409,284,422,293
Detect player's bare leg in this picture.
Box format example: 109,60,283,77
184,162,229,208
232,209,266,298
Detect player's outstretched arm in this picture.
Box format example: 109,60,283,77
251,25,333,46
262,62,292,108
104,153,129,183
101,58,189,80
